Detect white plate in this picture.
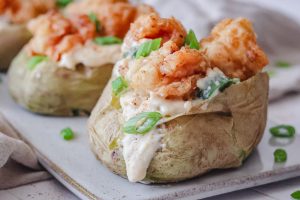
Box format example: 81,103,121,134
1,75,300,200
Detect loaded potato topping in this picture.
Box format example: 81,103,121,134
111,13,269,182
25,0,155,69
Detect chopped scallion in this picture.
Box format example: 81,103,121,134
274,148,287,163
269,125,295,138
198,77,238,99
185,29,200,50
135,38,162,59
27,56,48,70
275,60,291,68
88,12,101,33
291,190,300,200
94,36,122,45
123,112,162,135
112,76,128,96
60,127,74,140
56,0,73,8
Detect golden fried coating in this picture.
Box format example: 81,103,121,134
27,11,96,61
127,41,207,99
0,0,55,23
201,18,269,80
125,13,187,47
65,1,156,38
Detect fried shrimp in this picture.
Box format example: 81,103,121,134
65,0,155,38
27,11,96,61
200,18,269,80
125,13,187,47
0,0,55,23
130,41,207,99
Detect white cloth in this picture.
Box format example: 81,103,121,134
0,113,50,189
144,0,300,100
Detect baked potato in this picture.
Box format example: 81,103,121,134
0,0,57,71
8,50,115,115
8,1,155,116
88,14,269,183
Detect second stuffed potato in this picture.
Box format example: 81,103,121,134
8,0,155,116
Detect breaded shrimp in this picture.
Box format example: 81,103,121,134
27,11,96,61
125,13,187,48
65,1,155,38
130,41,207,99
200,18,269,80
0,0,55,23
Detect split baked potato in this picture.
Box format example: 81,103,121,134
8,50,114,115
88,14,269,183
8,1,155,116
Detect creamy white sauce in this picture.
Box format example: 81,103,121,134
58,41,121,69
122,130,162,182
147,93,192,116
120,92,192,121
120,91,192,182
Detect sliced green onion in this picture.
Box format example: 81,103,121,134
60,127,74,140
269,125,295,138
199,77,238,99
291,190,300,200
56,0,73,8
94,36,122,45
135,38,162,59
267,70,276,78
27,56,48,70
275,60,291,68
88,12,101,33
123,112,162,135
112,76,128,96
185,29,200,50
274,148,287,163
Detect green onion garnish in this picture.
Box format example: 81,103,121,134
199,77,238,99
123,112,162,135
56,0,73,8
88,12,101,33
275,60,291,68
267,70,276,78
291,190,300,200
27,55,48,70
135,38,162,59
274,148,287,163
269,125,296,138
60,127,74,140
94,36,122,45
185,29,200,50
112,76,128,96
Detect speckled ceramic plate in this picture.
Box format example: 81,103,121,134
0,75,300,200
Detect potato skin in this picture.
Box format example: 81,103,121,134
8,49,115,116
88,73,269,183
0,24,31,71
